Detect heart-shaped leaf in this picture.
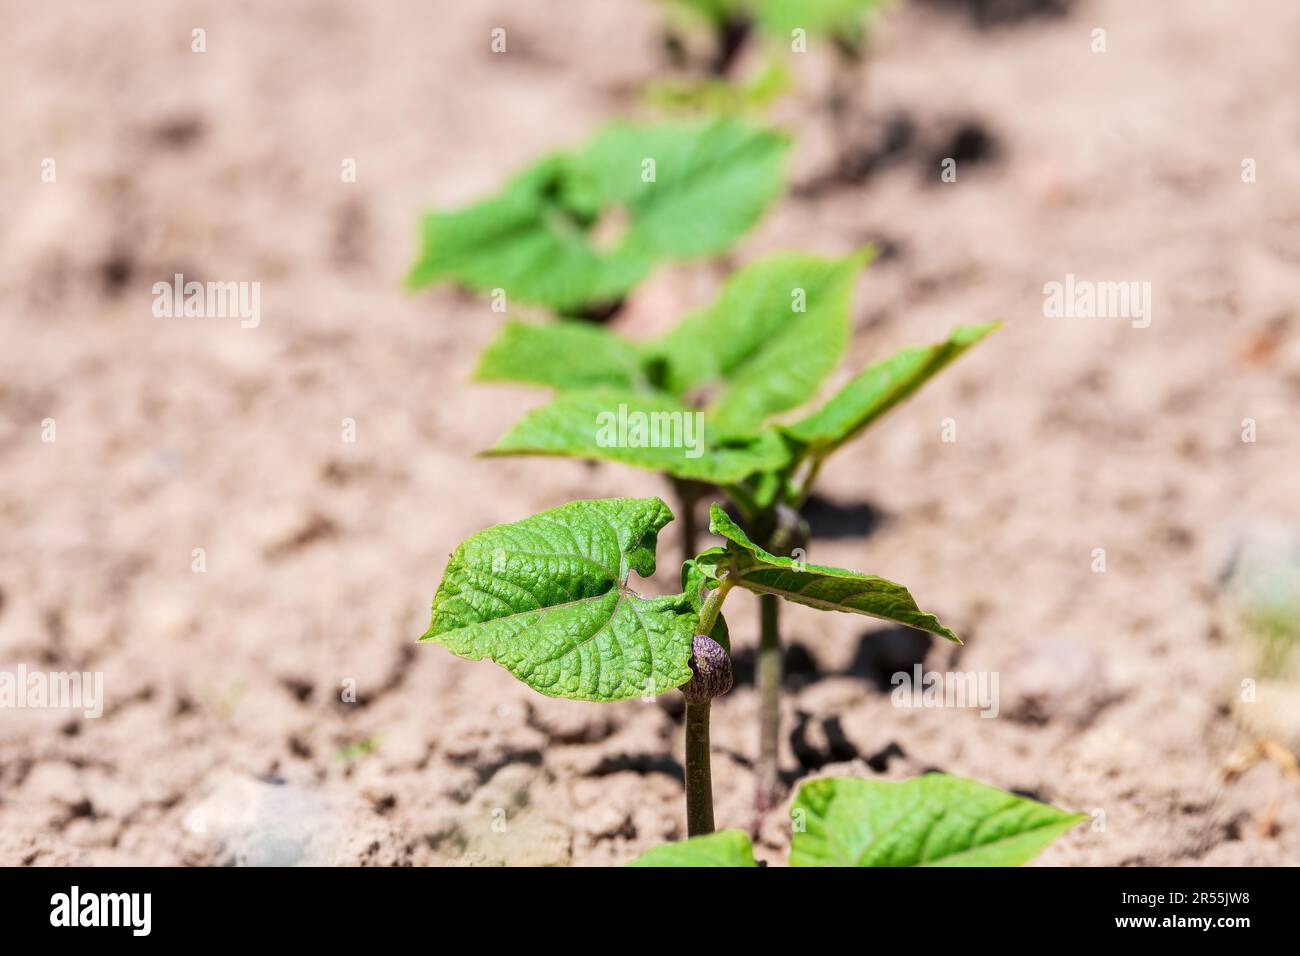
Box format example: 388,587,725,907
475,320,642,391
705,505,959,642
420,498,696,701
783,322,1000,455
485,388,792,484
627,830,758,867
644,250,870,438
407,120,788,313
580,120,789,263
790,774,1085,866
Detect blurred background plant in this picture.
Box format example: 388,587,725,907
1219,525,1300,786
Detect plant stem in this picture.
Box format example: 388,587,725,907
684,582,734,837
790,453,825,510
711,14,751,76
754,592,782,818
826,38,870,182
671,477,702,565
697,576,733,637
684,698,715,836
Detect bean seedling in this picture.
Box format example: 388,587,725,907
658,0,897,181
476,248,999,814
420,496,1080,859
658,0,895,78
406,117,788,317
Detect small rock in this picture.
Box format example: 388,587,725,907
1004,639,1115,727
586,804,635,841
183,774,380,866
1214,522,1300,608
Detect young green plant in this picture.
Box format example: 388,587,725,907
657,0,896,180
475,249,999,814
407,117,788,318
419,496,960,837
659,0,895,77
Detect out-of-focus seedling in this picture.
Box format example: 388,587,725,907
477,247,998,814
1218,529,1300,784
657,0,897,179
406,119,788,317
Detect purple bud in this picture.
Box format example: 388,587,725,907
683,634,733,705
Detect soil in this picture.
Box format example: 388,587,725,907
2,0,1299,866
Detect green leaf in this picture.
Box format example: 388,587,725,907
407,120,789,313
627,830,758,867
419,498,697,701
682,548,727,595
580,120,788,264
663,0,746,27
790,774,1085,867
667,0,892,40
784,322,1000,455
486,388,793,484
406,155,640,313
705,504,959,642
756,0,895,43
475,320,642,391
644,251,870,439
